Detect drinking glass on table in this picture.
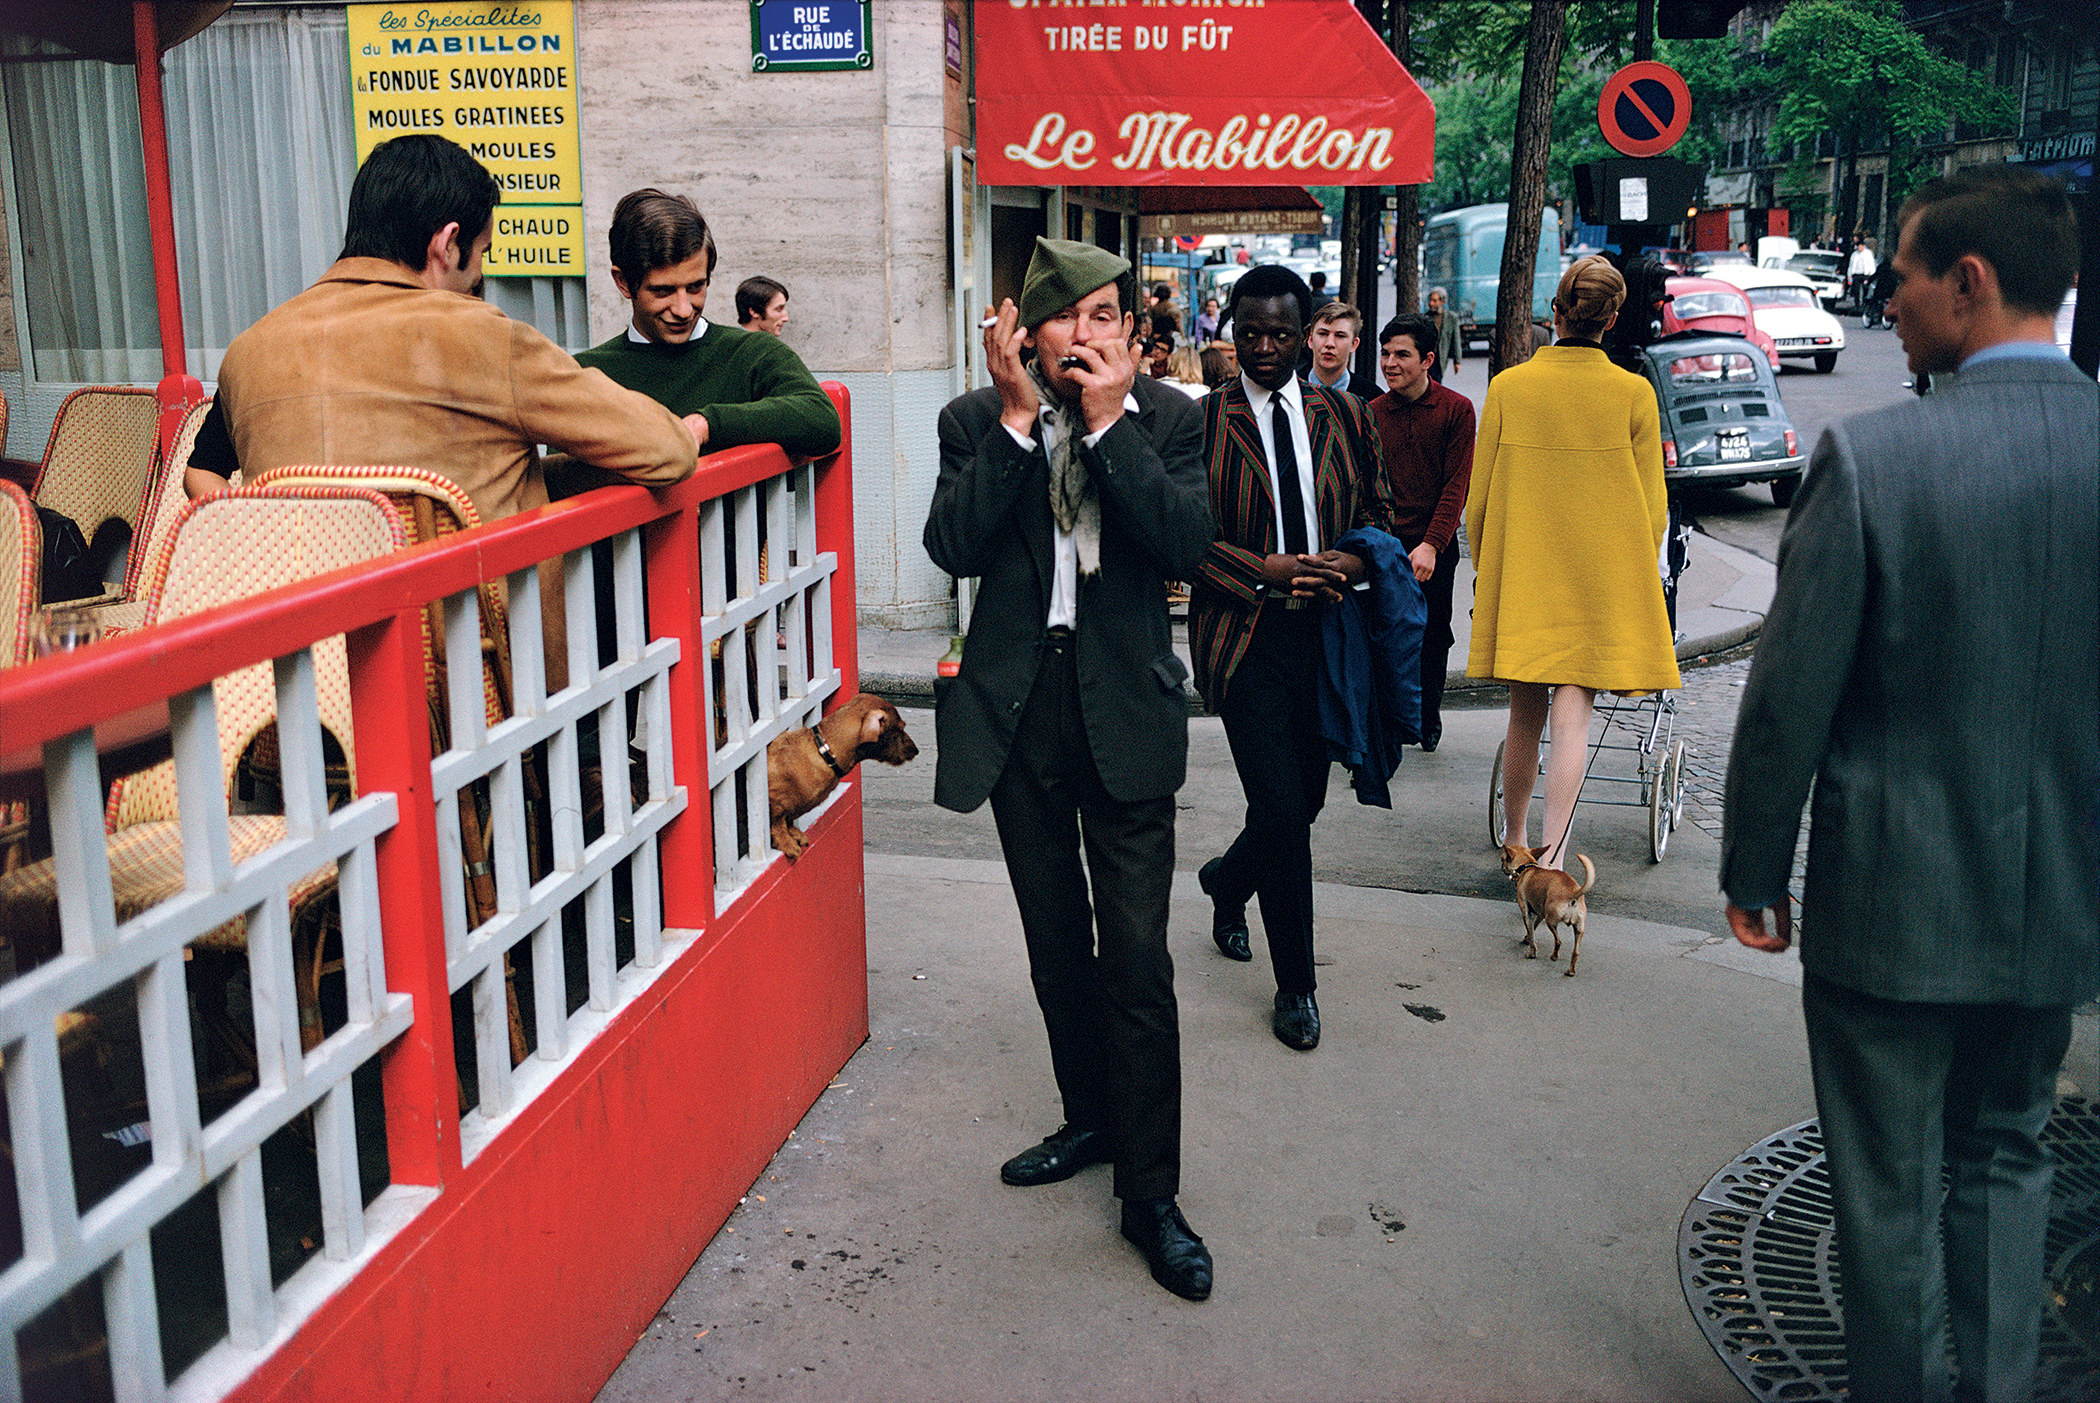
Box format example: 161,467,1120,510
32,604,102,657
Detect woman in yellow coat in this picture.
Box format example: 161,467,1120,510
1464,256,1679,869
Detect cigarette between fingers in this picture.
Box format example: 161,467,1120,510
979,316,999,329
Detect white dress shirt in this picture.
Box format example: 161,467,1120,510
1003,391,1140,628
1240,373,1320,555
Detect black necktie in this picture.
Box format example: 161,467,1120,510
1272,397,1309,556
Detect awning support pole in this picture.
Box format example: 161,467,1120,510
133,0,188,379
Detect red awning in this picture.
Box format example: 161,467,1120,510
973,0,1433,187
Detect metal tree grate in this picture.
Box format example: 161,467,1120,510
1680,1097,2100,1401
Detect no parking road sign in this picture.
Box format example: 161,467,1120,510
1598,61,1692,158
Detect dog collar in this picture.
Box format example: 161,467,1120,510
1510,862,1541,877
812,727,850,778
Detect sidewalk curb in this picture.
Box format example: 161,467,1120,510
860,615,1761,712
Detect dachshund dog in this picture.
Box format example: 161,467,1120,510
767,693,918,858
1499,843,1596,976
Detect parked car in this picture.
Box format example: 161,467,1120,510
1781,250,1848,309
1662,276,1781,370
1699,265,1846,372
1686,249,1751,275
1640,333,1807,505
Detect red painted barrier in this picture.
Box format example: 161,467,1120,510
0,386,866,1402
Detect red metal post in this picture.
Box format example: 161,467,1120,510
132,0,189,379
347,607,460,1187
814,386,857,704
644,491,712,932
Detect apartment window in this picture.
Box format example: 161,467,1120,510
0,7,584,386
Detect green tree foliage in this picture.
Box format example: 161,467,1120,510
1765,0,2009,157
1423,35,1752,214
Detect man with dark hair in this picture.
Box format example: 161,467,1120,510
925,238,1214,1301
188,136,697,683
577,189,839,459
1724,167,2095,1403
735,275,791,336
1369,313,1475,752
1306,270,1334,309
1191,263,1395,1052
1306,301,1371,398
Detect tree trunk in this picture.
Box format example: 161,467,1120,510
1491,0,1568,378
1340,186,1366,309
1351,186,1384,385
1391,1,1420,323
1394,184,1420,316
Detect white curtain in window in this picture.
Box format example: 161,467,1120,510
3,8,588,384
2,39,161,382
163,8,358,379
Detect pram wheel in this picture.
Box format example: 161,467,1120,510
1488,740,1507,847
1649,739,1686,862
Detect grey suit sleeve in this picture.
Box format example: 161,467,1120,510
1082,390,1213,579
1719,427,1867,910
925,398,1037,579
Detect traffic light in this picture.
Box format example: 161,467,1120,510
1656,0,1747,40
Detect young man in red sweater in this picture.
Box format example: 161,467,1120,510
1368,313,1476,751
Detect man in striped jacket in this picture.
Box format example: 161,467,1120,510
1190,264,1398,1052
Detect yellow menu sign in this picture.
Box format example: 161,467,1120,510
348,3,583,277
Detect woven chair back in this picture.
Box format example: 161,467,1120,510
31,386,161,547
121,399,214,603
106,486,405,830
0,480,39,668
248,465,513,730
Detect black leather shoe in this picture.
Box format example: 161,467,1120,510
1198,857,1252,962
1120,1197,1212,1301
1419,729,1440,753
1273,991,1320,1050
1000,1124,1111,1187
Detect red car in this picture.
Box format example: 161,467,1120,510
1662,276,1781,370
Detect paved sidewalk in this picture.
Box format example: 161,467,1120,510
600,854,1817,1403
857,529,1774,705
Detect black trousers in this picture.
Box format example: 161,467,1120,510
988,633,1181,1201
1802,972,2071,1403
1402,536,1459,745
1212,605,1329,996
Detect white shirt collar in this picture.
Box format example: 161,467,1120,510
1241,373,1303,418
1037,390,1142,422
627,318,710,345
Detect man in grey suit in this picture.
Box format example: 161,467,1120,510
1722,168,2097,1403
925,238,1215,1301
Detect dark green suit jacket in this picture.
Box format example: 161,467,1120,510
924,374,1212,812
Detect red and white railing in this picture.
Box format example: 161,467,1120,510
0,386,864,1402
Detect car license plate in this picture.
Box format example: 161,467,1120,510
1719,429,1751,462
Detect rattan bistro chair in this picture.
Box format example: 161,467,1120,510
249,465,532,1065
91,398,215,636
0,487,405,1053
1,480,41,871
29,386,161,591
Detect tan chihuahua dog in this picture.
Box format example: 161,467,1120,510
768,693,918,858
1499,843,1596,976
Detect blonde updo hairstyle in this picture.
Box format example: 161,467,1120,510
1552,254,1626,339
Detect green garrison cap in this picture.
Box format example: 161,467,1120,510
1019,236,1130,329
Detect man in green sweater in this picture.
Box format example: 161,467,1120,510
577,188,841,459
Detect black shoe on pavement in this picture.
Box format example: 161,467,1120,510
1000,1124,1111,1187
1198,856,1252,961
1120,1197,1212,1301
1273,991,1320,1050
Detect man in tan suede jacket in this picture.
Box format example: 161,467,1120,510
190,134,697,686
195,134,694,518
